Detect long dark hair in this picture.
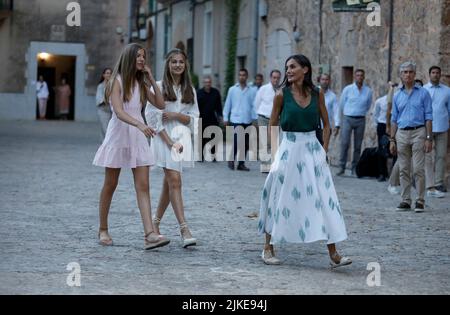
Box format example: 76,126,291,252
98,68,112,84
280,54,318,96
162,48,195,104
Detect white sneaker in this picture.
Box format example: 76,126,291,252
427,189,445,198
388,185,401,195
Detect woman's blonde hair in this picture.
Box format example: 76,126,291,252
162,48,195,104
105,43,148,107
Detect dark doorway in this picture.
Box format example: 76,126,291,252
37,67,56,119
342,66,354,90
37,54,76,120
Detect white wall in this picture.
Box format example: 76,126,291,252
0,93,33,120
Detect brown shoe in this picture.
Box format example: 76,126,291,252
144,232,170,250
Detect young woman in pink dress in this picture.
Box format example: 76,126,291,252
93,43,170,250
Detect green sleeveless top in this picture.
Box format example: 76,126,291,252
280,87,319,132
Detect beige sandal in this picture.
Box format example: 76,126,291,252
153,216,161,235
261,248,281,265
180,223,197,248
144,232,170,250
98,229,113,246
329,252,352,269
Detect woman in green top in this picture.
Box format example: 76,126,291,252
258,55,352,268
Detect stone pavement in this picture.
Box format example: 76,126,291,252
0,121,449,295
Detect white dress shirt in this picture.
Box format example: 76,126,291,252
372,95,388,125
36,81,49,99
323,89,339,127
424,82,450,133
254,82,276,118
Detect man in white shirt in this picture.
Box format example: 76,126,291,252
254,69,281,173
423,66,450,195
319,73,339,130
372,87,390,182
36,75,49,120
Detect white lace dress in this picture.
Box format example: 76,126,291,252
145,82,199,172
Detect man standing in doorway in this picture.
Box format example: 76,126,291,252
423,66,450,196
197,76,223,162
336,69,373,176
390,61,433,212
223,69,258,171
255,69,281,173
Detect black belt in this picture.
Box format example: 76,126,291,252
258,114,270,120
400,125,424,130
346,115,365,119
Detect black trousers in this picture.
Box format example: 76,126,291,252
377,123,388,178
201,124,219,160
231,122,251,166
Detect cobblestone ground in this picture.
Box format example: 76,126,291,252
0,121,449,295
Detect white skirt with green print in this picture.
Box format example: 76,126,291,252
258,131,348,245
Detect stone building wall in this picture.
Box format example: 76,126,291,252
262,0,448,168
0,0,130,95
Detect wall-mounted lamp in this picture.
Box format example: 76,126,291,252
293,26,302,43
38,52,50,62
116,26,128,43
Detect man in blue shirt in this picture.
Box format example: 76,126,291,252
336,69,373,175
223,68,258,171
390,61,433,212
424,66,450,195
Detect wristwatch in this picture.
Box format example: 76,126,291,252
426,135,432,141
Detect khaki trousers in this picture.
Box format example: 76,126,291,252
425,131,448,189
396,128,426,204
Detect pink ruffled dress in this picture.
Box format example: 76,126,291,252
93,75,154,169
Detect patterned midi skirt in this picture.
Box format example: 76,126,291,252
258,131,348,245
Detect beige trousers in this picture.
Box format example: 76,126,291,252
425,131,448,189
396,128,426,204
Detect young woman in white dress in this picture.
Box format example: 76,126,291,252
145,49,199,248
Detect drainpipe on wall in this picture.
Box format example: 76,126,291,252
191,0,196,72
318,0,323,64
128,0,133,44
387,0,394,82
254,0,260,76
153,5,158,72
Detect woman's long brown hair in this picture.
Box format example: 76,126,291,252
162,48,195,104
104,43,148,107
